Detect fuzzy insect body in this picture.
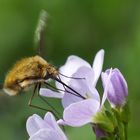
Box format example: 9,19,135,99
3,55,58,96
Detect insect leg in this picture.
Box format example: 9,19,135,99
44,82,65,92
39,83,66,132
28,83,54,113
28,84,38,106
44,82,80,97
37,83,60,120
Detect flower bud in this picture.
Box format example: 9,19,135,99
102,68,128,107
94,125,107,138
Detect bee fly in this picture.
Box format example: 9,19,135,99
3,10,85,117
3,55,58,96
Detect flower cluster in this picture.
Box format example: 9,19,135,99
26,49,129,140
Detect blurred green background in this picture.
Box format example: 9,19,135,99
0,0,140,139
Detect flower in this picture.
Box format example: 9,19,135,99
40,49,104,106
61,67,100,108
58,98,100,127
57,49,104,88
101,68,128,107
26,112,68,140
57,69,112,127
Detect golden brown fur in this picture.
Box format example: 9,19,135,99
3,55,58,96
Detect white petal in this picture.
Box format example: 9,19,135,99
40,88,64,98
92,49,104,86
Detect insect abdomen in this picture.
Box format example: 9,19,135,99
3,55,48,96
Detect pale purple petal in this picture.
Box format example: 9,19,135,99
92,49,104,86
62,68,100,108
102,68,128,107
44,112,67,139
26,114,49,137
44,112,60,130
62,78,90,108
40,88,64,98
57,119,68,126
59,55,91,78
101,72,110,107
71,66,95,88
71,66,100,102
114,68,128,96
63,99,100,127
87,86,100,103
62,91,83,108
101,68,112,107
56,55,91,90
26,113,67,140
29,129,67,140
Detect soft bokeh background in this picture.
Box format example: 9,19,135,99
0,0,140,139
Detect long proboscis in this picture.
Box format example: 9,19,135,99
54,77,85,99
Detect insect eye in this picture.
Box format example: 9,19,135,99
45,71,53,80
